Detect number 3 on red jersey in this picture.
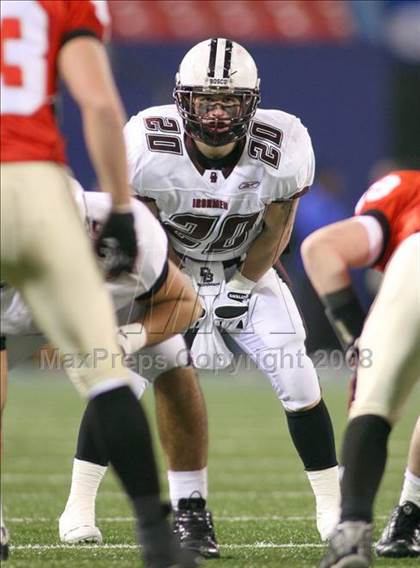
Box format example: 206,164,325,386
1,1,48,115
355,174,402,214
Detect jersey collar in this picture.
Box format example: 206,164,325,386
184,134,246,178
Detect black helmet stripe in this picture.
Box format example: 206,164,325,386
208,38,218,78
223,40,233,78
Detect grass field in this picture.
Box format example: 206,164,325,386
3,365,419,567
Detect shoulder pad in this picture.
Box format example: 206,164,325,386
252,109,315,201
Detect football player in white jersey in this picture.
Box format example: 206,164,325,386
121,38,341,541
1,180,219,558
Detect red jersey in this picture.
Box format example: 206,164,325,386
355,170,420,272
1,0,109,164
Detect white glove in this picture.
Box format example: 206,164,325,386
213,271,255,331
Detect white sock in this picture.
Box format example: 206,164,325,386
167,467,208,509
63,459,107,519
306,465,341,540
399,468,420,508
0,501,4,529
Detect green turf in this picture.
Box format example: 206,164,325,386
3,366,419,567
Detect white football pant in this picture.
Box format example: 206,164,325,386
350,232,420,423
0,162,128,396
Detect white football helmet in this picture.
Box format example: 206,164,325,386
174,38,260,146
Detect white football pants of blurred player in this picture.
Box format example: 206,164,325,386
0,163,130,392
0,162,137,554
350,232,420,422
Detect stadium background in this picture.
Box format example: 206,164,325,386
60,0,420,350
4,2,420,567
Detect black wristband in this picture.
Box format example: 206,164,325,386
321,286,366,350
0,336,6,351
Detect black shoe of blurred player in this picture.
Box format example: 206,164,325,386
0,525,9,561
376,501,420,558
319,521,372,568
174,496,220,559
139,504,203,568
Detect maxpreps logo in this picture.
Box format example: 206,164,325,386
239,181,260,190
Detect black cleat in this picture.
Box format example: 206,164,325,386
376,501,420,558
174,497,220,559
319,521,372,568
139,504,203,568
0,526,9,561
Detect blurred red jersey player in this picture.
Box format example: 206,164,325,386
1,2,193,567
302,170,420,566
301,170,420,353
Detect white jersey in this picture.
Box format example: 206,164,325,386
1,184,168,336
125,104,315,262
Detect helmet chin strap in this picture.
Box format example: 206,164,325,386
185,116,248,147
194,137,237,160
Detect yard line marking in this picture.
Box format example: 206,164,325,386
8,489,403,499
9,515,316,523
8,515,388,523
6,490,317,498
10,543,325,551
4,462,407,476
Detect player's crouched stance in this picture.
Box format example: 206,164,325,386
124,38,341,541
302,170,420,567
0,0,202,564
1,183,218,560
319,234,420,568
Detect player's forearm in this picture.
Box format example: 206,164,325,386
301,233,365,350
240,201,296,282
59,38,131,208
82,106,131,208
240,232,287,282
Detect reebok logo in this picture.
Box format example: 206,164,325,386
239,181,260,190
